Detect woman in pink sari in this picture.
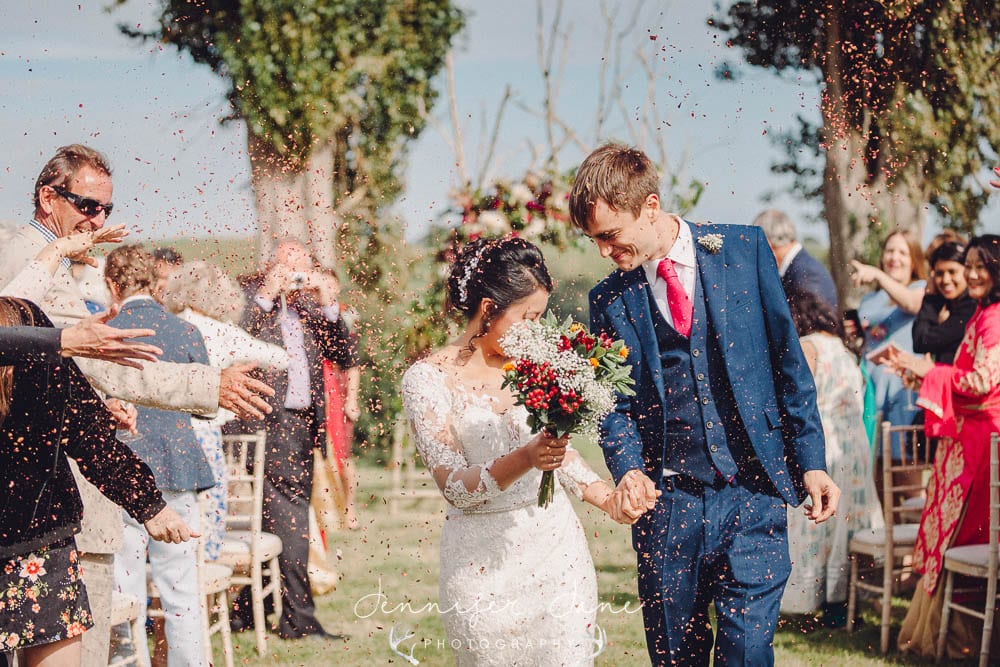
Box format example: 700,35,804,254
884,234,1000,658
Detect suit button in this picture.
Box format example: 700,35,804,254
697,373,705,381
702,397,710,405
710,445,719,452
706,422,714,429
692,349,700,357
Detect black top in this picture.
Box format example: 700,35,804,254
0,301,166,558
912,293,978,365
0,326,62,364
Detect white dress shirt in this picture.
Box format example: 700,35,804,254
254,294,339,410
641,216,696,327
777,242,803,278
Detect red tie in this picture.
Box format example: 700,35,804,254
658,258,692,337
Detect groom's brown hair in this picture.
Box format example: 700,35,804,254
568,143,660,231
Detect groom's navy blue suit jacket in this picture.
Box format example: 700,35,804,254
589,222,826,507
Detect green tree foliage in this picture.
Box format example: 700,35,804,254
117,0,465,453
121,0,464,213
711,1,1000,301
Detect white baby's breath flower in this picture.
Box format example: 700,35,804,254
478,210,510,234
522,217,547,240
510,183,534,206
698,233,724,254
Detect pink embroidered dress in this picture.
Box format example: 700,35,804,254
914,301,1000,594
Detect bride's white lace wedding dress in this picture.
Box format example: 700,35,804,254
401,360,602,666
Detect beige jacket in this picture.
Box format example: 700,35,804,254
0,223,222,552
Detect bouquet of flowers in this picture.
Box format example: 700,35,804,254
500,313,636,507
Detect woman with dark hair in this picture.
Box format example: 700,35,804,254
0,297,191,667
912,241,977,364
780,289,883,625
883,234,1000,658
401,236,617,666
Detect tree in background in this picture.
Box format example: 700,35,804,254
711,0,1000,304
118,0,464,267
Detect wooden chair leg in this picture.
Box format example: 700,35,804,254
251,561,267,656
129,608,145,667
269,557,283,624
980,570,998,667
216,590,235,667
847,556,859,633
202,593,213,667
880,554,893,654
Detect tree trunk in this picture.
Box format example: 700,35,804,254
248,129,341,270
819,8,927,308
302,138,339,270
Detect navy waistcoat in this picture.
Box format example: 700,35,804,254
648,272,749,483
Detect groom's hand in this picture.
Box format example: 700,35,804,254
608,469,660,524
802,470,841,524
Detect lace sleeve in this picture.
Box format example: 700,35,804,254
401,363,502,510
556,447,603,500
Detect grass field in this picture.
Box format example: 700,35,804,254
213,438,962,667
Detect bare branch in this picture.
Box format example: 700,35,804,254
536,0,565,170
475,85,514,189
445,51,469,189
595,2,616,140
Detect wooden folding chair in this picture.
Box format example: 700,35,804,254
937,432,1000,667
146,493,235,667
108,592,144,666
216,431,282,657
847,421,932,653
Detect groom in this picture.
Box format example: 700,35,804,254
571,143,840,666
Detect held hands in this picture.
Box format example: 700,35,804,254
144,507,199,544
218,363,275,420
525,431,569,471
802,470,840,524
60,307,163,369
606,469,660,524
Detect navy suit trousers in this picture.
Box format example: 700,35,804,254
636,476,790,666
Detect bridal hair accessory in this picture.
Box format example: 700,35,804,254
456,242,491,306
697,233,724,254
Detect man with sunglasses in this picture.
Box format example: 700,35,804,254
0,143,277,667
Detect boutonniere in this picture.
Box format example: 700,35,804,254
697,233,723,254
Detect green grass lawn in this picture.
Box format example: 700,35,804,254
213,438,968,666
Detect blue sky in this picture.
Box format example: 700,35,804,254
1,1,989,246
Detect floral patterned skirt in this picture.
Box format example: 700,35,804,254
0,538,92,651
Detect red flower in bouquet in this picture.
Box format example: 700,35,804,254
501,313,635,507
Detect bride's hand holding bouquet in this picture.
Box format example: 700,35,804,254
500,313,636,507
523,431,570,471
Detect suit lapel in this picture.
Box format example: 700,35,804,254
691,224,728,353
615,269,666,404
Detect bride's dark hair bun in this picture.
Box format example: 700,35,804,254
447,236,553,318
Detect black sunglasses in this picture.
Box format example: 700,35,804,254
51,185,114,219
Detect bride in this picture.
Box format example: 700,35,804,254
401,236,620,666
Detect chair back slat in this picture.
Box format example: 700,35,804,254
221,431,267,537
879,421,933,542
